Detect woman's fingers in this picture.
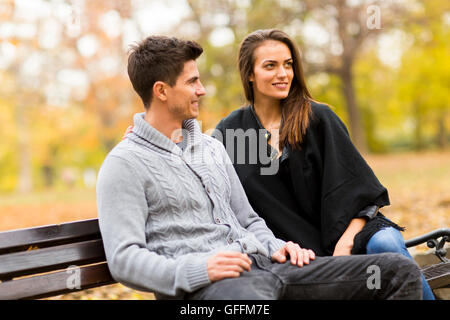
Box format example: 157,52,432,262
276,242,317,268
285,242,303,266
271,250,286,263
302,248,311,265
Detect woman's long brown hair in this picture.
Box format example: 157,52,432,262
238,29,312,150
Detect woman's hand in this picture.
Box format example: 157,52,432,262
272,241,315,267
122,125,133,140
332,217,366,256
332,236,354,256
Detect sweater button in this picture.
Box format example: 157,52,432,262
227,237,233,244
242,243,247,250
215,218,221,224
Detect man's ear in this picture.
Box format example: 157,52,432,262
153,81,168,102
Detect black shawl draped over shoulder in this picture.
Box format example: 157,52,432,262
213,101,391,256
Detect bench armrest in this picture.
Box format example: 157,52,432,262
405,228,450,263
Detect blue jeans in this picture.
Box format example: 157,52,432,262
366,227,435,300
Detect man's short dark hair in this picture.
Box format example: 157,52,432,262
127,36,203,109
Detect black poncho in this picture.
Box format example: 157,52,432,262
214,101,402,256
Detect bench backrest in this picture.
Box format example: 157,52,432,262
0,219,116,299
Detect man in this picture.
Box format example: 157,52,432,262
96,36,422,300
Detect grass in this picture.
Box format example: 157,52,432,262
0,188,97,232
365,150,450,241
0,188,97,207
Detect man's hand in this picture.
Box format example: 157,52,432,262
272,241,315,267
207,251,252,283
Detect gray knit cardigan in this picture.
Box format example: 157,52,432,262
96,113,286,298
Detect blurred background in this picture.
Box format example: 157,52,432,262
0,0,449,299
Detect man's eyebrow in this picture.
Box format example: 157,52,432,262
185,76,199,83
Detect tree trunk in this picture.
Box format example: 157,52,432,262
339,60,368,154
436,112,447,149
413,102,424,150
16,98,32,193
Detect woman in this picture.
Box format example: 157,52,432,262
213,29,434,299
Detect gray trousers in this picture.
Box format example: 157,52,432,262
185,252,422,300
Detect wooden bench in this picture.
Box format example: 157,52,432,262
0,219,448,300
0,219,116,299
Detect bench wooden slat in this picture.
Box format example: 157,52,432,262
0,219,101,255
421,262,450,290
0,263,116,300
0,239,106,281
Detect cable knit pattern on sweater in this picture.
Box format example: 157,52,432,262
96,113,286,298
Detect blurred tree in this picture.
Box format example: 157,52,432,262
183,0,414,152
182,0,449,152
0,73,18,191
297,0,424,153
0,0,139,191
80,0,139,151
0,0,448,194
396,0,450,150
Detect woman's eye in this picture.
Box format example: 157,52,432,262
285,61,293,67
265,64,274,68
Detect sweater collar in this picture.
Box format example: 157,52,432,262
132,112,202,155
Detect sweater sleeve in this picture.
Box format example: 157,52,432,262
219,143,286,257
96,154,211,297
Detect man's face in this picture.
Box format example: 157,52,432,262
166,60,206,121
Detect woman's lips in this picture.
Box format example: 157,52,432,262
272,82,289,89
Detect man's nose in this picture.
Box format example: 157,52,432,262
196,83,206,96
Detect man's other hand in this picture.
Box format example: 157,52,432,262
207,251,252,282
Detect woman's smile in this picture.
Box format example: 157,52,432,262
272,82,289,89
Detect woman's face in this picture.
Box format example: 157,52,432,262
250,40,294,103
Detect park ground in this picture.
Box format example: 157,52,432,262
0,150,449,300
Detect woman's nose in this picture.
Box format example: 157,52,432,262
277,66,288,78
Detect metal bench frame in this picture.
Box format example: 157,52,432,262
405,228,450,291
